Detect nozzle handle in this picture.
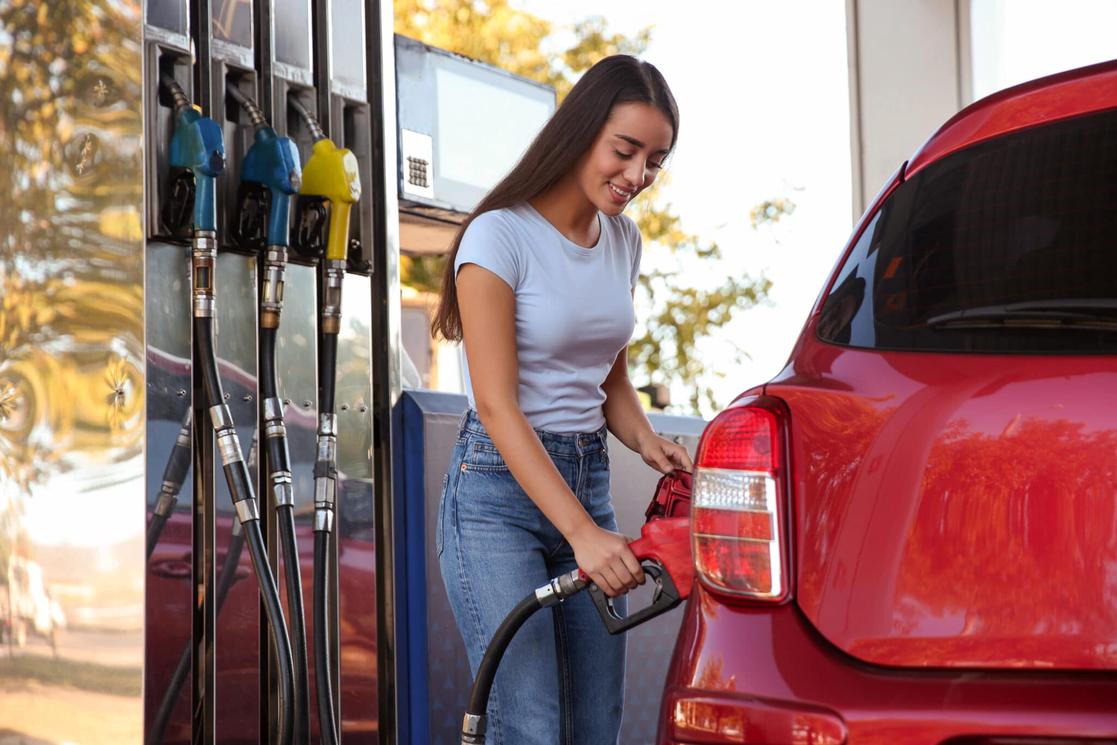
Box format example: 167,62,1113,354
325,200,352,262
580,516,695,635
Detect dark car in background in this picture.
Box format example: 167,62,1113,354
658,60,1117,744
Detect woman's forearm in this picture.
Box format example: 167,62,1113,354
474,400,594,540
601,371,657,453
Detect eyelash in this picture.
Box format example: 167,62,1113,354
614,148,664,170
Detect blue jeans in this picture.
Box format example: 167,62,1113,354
438,410,626,745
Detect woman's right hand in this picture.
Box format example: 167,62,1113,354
568,522,645,598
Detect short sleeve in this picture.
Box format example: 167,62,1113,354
627,217,643,291
454,211,522,291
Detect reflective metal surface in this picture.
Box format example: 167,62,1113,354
0,1,146,741
330,0,367,100
337,275,378,742
213,252,260,741
273,260,319,736
144,241,195,743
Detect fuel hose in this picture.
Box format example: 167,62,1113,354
460,570,587,745
229,83,311,745
290,98,360,745
146,410,192,560
161,74,294,745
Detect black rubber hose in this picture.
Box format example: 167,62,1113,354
261,326,310,745
146,413,193,559
147,526,246,745
313,531,339,745
145,512,170,560
463,594,543,745
317,332,337,415
195,316,295,745
279,508,309,745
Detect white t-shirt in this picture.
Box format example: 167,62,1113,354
454,202,642,433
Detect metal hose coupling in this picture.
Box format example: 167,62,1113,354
260,245,287,329
154,412,193,518
534,570,588,608
290,97,326,143
192,230,217,318
313,413,338,533
263,397,294,507
226,85,267,128
161,74,191,114
210,403,260,524
320,259,346,334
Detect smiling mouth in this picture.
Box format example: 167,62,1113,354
609,183,634,200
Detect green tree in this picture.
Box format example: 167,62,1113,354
396,0,790,412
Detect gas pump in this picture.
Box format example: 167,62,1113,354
163,74,296,745
289,99,361,745
226,84,312,745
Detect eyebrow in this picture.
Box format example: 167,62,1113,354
614,133,670,156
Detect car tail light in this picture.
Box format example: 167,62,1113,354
692,398,790,601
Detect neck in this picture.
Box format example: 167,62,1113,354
530,177,599,246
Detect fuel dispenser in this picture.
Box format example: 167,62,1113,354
0,0,695,742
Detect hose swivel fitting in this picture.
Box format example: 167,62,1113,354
260,246,288,329
263,397,294,507
314,413,338,533
192,230,218,318
534,569,588,608
320,259,346,335
461,713,486,744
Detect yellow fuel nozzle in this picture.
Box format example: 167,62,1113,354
301,138,361,262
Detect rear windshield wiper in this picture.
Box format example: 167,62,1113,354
926,299,1117,331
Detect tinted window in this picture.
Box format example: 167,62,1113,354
818,107,1117,353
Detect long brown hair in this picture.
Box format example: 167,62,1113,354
430,54,679,341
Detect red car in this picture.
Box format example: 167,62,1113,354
659,61,1117,744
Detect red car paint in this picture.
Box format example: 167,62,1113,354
659,60,1117,744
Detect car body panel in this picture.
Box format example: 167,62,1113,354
768,330,1117,669
907,59,1117,179
659,587,1117,745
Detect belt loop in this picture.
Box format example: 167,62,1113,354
457,409,470,435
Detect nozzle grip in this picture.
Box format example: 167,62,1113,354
268,189,292,248
325,200,352,262
194,174,217,232
582,517,695,635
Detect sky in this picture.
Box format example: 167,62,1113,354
513,0,1117,415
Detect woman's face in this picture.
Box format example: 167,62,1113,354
575,101,674,216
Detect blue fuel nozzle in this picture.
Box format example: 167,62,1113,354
163,76,225,233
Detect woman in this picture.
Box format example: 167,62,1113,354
432,55,693,744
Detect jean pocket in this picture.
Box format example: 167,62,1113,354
436,473,450,557
461,440,511,472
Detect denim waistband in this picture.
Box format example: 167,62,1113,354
458,409,607,455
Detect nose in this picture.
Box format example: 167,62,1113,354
623,158,651,190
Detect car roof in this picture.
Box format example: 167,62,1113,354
906,58,1117,179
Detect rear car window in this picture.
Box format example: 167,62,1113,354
818,106,1117,353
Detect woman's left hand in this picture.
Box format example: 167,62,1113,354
635,430,694,474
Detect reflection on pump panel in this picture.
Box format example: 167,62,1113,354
141,0,379,743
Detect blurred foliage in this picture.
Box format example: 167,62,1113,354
400,0,794,413
0,0,145,496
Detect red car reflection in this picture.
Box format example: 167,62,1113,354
659,60,1117,745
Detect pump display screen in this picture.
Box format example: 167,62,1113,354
212,0,253,50
435,67,551,195
275,0,313,72
147,0,187,35
331,0,366,93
